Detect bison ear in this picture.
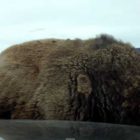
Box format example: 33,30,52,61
77,74,92,96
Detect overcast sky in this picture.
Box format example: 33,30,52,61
0,0,140,52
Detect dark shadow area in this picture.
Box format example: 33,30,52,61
0,111,11,119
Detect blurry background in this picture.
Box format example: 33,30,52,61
0,0,140,52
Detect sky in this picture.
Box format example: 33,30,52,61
0,0,140,52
